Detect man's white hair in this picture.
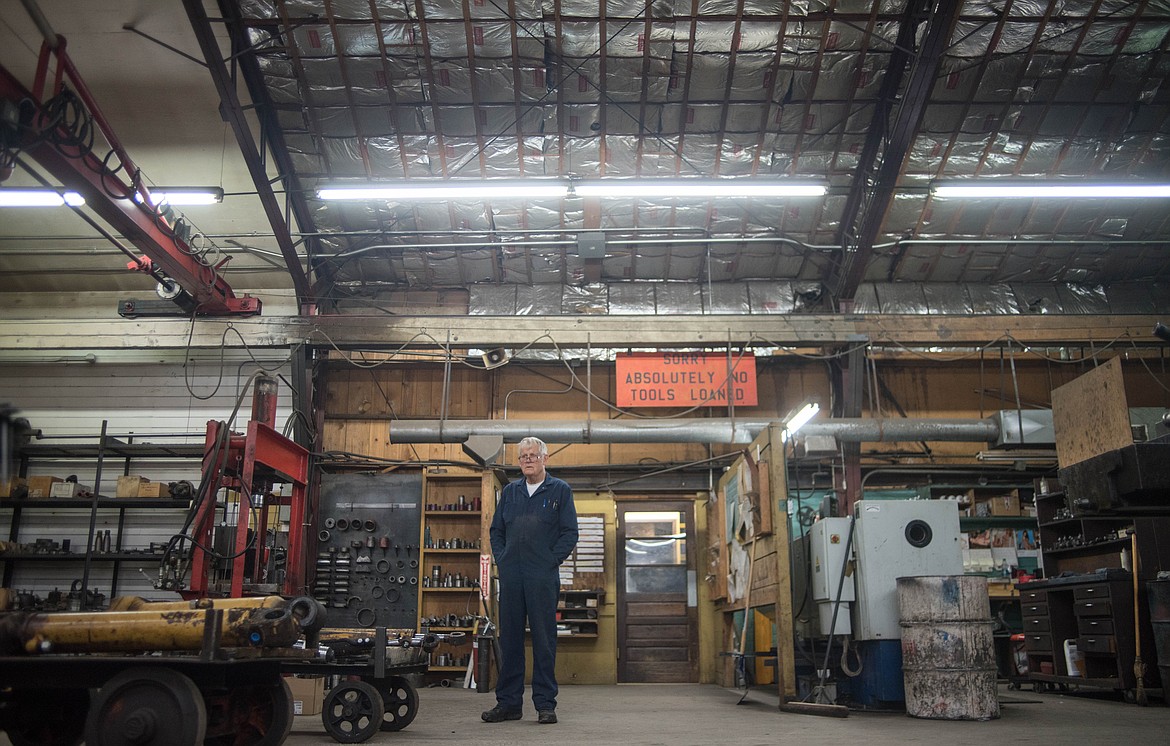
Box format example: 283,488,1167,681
518,436,548,456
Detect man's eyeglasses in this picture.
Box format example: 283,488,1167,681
518,453,544,463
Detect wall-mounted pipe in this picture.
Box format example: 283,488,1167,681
389,418,1000,445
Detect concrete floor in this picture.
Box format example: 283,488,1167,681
283,683,1167,746
2,682,1161,744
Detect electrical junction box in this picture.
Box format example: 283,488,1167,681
850,500,962,641
809,517,854,636
576,231,606,259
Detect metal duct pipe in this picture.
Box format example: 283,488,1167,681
389,418,999,445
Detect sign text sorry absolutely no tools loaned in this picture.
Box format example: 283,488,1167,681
615,352,757,408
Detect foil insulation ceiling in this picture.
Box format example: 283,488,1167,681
224,0,1170,305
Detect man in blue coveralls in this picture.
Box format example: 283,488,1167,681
482,436,578,725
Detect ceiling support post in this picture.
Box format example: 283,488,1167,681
830,0,965,303
182,0,314,314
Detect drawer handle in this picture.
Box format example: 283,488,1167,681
1086,639,1096,644
1084,603,1093,607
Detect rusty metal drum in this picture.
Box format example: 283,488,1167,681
897,575,1000,721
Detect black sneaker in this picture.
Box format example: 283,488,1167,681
538,710,557,724
481,706,522,723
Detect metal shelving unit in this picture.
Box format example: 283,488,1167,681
1,422,203,603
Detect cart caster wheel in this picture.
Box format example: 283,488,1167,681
1124,689,1137,704
1033,682,1047,693
85,667,207,746
364,675,419,732
322,681,384,743
1007,682,1019,691
1,688,88,746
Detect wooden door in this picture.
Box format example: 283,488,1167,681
616,500,698,682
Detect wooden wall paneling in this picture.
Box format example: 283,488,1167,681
411,366,434,417
453,367,489,417
364,368,397,418
751,538,776,592
320,368,350,453
764,424,796,701
748,543,778,609
343,375,371,456
715,466,736,604
1122,364,1170,408
321,367,345,416
705,493,727,602
320,353,1170,473
753,607,776,685
366,420,390,459
341,419,365,458
754,459,773,536
695,492,721,684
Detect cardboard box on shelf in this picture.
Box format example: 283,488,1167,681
284,675,324,716
116,475,149,498
26,476,64,498
115,476,169,498
49,481,91,498
136,482,170,498
969,489,1021,517
987,494,1021,516
0,477,27,498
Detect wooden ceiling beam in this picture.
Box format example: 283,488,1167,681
1,314,1162,351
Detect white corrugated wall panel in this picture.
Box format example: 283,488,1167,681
0,360,295,601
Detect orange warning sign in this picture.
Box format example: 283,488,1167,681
615,352,757,408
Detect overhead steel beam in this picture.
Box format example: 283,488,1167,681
831,0,964,302
0,314,1162,351
0,59,258,317
214,0,326,305
183,0,312,313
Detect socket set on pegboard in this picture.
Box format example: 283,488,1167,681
316,473,422,629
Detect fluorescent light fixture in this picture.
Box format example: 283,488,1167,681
781,401,820,442
932,182,1170,199
317,179,828,201
0,189,85,207
318,181,569,201
573,179,828,198
134,187,225,206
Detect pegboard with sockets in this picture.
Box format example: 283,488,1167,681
316,472,422,629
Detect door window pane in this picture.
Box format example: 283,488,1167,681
624,510,686,567
625,536,684,566
626,565,687,594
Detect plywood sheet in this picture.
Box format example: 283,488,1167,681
1051,357,1132,468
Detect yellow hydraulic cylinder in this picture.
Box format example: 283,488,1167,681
107,595,288,613
0,605,299,655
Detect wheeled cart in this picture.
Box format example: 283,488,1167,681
0,605,457,745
